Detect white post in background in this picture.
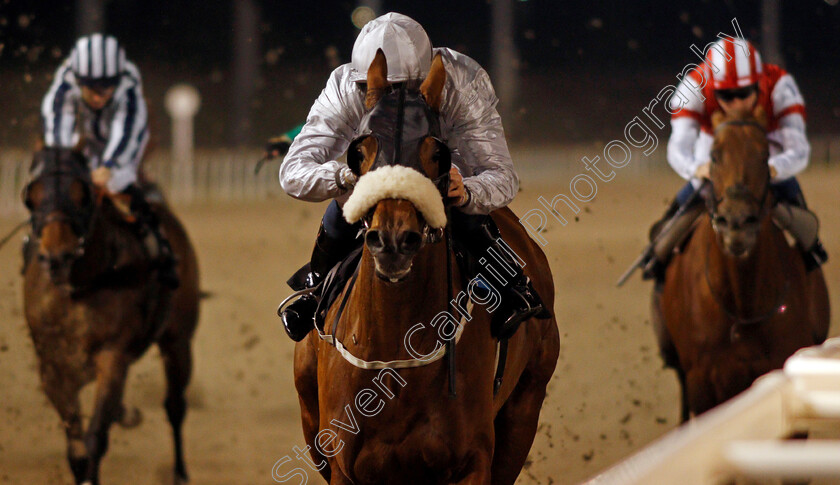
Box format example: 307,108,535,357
165,84,201,203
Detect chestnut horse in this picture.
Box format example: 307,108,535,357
292,52,559,484
658,109,829,421
22,147,200,485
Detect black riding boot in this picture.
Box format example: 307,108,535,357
462,217,549,340
127,188,180,289
281,225,349,341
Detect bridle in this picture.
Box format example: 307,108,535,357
24,150,97,262
350,83,451,245
706,119,772,230
703,119,788,331
329,82,461,395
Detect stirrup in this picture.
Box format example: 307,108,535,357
804,242,828,273
279,288,320,342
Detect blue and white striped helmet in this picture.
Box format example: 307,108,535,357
70,34,126,86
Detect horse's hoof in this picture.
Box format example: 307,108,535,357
173,473,190,485
118,406,143,428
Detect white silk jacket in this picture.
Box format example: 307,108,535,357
279,47,518,215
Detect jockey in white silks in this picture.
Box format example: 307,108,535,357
40,34,179,288
276,12,548,342
642,37,827,282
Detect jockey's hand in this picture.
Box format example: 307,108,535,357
769,164,778,179
694,161,711,180
91,166,112,190
264,135,292,160
448,166,468,206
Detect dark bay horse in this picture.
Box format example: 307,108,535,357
292,51,559,484
658,109,829,420
21,148,200,485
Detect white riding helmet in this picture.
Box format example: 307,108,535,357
349,12,432,83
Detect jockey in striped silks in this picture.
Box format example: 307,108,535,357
40,34,179,288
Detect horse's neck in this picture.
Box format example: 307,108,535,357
705,217,788,315
344,242,455,353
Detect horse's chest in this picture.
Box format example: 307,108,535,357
320,390,469,484
345,427,465,485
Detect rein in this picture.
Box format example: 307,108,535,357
0,220,28,251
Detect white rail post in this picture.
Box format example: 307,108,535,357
164,84,201,203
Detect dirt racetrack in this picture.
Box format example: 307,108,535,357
1,160,838,484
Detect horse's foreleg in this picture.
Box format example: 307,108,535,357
295,337,330,482
40,365,86,484
83,349,129,485
491,369,549,485
159,336,193,484
677,365,690,423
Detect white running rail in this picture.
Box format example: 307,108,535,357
585,337,840,484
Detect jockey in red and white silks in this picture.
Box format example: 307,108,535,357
668,37,808,186
642,37,826,283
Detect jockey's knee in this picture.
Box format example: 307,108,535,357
675,181,696,206
771,177,805,207
322,200,360,242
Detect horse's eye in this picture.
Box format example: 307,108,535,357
713,216,728,228
744,216,759,226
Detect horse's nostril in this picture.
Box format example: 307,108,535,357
400,231,422,253
365,230,384,250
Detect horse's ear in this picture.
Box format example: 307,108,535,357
420,53,445,112
752,104,768,130
366,49,389,110
711,109,726,132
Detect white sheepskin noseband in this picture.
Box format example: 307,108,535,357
343,165,447,228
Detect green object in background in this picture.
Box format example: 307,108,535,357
283,124,303,141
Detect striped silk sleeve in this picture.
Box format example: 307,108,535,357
41,63,78,147
102,83,148,170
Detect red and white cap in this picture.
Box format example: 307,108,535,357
704,38,763,90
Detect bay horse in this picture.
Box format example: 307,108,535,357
21,147,200,485
658,108,829,421
291,51,559,484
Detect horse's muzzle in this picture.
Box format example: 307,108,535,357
365,228,422,282
39,251,76,285
713,214,760,258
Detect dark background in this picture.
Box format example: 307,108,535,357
2,0,839,148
